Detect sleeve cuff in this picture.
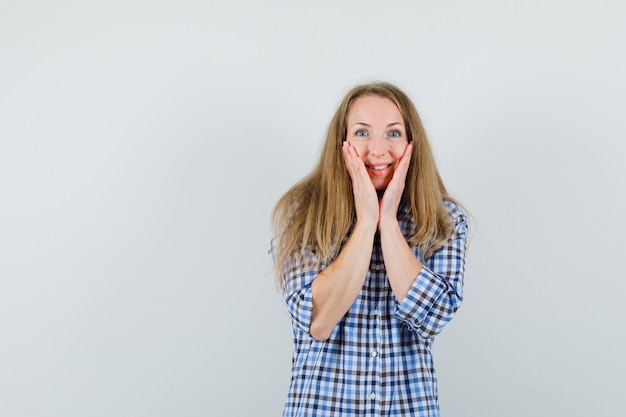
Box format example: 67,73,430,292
395,266,447,329
285,285,314,334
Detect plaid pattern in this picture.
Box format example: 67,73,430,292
272,200,468,417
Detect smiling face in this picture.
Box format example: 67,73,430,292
346,95,409,190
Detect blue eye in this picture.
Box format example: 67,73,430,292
356,130,368,137
387,130,401,138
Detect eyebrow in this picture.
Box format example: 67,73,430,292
352,122,404,128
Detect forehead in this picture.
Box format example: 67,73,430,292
347,95,403,124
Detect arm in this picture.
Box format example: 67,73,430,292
378,143,467,338
309,219,376,340
378,142,420,302
394,204,468,339
276,142,378,341
309,141,379,340
276,235,373,342
379,216,423,303
277,206,466,342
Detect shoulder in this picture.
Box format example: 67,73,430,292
443,199,468,235
444,199,466,218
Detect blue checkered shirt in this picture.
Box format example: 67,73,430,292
271,200,468,417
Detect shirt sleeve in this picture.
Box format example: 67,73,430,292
268,240,318,335
394,201,468,339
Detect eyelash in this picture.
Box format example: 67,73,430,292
353,129,403,139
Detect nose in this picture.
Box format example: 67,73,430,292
367,132,388,156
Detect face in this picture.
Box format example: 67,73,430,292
346,95,409,190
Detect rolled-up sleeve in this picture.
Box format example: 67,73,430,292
284,265,315,335
269,241,318,335
395,202,468,339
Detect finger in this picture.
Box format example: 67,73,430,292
343,141,368,180
398,142,413,171
341,141,357,174
390,143,413,184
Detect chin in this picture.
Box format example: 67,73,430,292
374,182,390,191
370,176,391,191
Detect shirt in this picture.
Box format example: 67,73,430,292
271,200,468,417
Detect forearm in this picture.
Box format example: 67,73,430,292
388,202,468,338
310,220,376,340
379,216,422,303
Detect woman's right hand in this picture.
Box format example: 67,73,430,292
310,140,379,341
342,141,379,229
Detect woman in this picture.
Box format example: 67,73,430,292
270,81,468,417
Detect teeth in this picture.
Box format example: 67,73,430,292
372,164,389,171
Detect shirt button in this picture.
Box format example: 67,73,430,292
369,392,376,400
374,264,381,270
372,309,379,316
371,351,378,357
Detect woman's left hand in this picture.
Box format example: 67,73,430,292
379,142,413,223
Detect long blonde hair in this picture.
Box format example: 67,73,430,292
272,81,457,290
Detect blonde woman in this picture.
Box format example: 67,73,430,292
270,81,468,417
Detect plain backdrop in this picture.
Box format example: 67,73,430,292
1,1,625,416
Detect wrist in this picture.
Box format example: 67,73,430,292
354,217,378,235
378,215,400,235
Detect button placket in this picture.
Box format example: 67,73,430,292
368,256,383,408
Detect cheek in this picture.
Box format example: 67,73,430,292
347,140,368,157
390,143,409,160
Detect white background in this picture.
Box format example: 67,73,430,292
1,1,625,416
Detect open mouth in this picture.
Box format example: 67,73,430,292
367,163,392,171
